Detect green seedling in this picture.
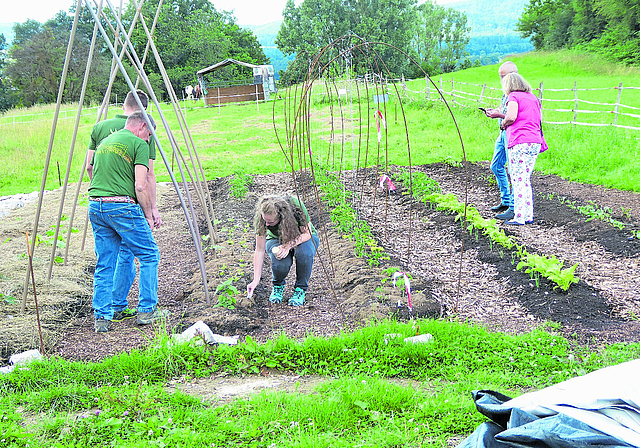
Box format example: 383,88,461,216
1,293,18,304
214,276,239,310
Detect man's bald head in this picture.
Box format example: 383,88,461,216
499,61,518,79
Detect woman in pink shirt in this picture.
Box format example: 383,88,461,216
500,73,547,225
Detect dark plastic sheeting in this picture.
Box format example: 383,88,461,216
457,390,635,448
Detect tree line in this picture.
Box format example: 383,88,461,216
517,0,640,65
0,0,480,112
0,0,266,112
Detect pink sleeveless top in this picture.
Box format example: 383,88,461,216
506,91,543,148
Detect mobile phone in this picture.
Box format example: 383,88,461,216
478,107,487,113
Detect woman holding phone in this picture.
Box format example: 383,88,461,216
500,73,547,225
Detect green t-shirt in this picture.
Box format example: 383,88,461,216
266,196,317,240
88,114,156,160
88,129,150,200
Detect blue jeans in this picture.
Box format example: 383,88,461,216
490,130,513,208
265,234,320,291
112,245,136,312
89,202,159,319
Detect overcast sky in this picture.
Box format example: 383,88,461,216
2,0,461,26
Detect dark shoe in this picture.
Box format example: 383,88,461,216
94,318,111,333
137,308,170,325
112,308,137,322
491,203,509,213
495,209,515,220
269,285,285,304
505,220,524,226
288,287,306,306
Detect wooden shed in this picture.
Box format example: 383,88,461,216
196,59,277,106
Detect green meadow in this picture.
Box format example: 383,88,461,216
1,50,639,446
1,50,639,197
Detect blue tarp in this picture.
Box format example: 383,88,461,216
457,359,640,448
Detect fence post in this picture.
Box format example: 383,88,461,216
572,81,578,124
479,83,486,104
451,79,455,104
538,82,544,102
425,76,430,100
613,82,623,126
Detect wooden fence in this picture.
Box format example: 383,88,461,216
402,78,640,132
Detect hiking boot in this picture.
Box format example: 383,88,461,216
94,318,111,333
137,308,170,325
288,287,306,306
495,209,515,220
269,285,285,304
112,308,137,322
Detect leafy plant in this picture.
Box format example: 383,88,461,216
214,276,239,309
516,250,578,291
230,171,253,199
1,293,17,304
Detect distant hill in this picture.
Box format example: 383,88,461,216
243,21,292,79
445,0,534,64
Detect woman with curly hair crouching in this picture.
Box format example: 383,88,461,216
246,194,319,306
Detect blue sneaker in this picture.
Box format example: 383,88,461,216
269,285,285,304
288,287,306,306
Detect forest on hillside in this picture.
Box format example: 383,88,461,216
518,0,640,65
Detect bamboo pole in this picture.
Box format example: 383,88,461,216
21,4,82,311
134,4,218,243
55,2,102,272
94,0,211,304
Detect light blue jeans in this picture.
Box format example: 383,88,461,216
89,202,159,319
112,246,136,312
265,235,320,291
490,130,513,209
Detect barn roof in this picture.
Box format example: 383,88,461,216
196,58,261,76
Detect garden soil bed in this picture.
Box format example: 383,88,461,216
1,162,639,365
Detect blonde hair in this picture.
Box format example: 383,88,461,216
501,73,532,95
253,195,307,243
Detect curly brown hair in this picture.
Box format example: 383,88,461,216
253,195,308,244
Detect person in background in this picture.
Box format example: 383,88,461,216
88,113,169,332
500,73,546,225
246,195,319,306
483,61,518,220
86,90,161,322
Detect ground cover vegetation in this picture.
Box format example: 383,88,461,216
1,320,639,447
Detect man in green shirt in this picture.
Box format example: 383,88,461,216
86,90,162,322
89,112,168,332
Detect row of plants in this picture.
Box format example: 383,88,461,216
314,166,390,267
544,192,639,239
396,170,579,291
